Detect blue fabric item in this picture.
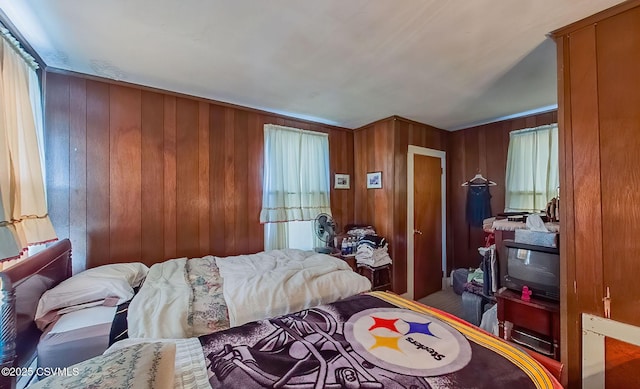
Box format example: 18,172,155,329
466,185,492,227
481,252,492,296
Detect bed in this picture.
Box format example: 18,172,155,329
0,239,371,386
0,238,72,389
29,291,563,389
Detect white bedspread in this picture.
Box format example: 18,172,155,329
128,250,371,338
216,249,372,326
128,257,191,338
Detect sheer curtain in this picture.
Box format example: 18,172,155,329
260,124,331,250
0,38,57,268
505,124,559,212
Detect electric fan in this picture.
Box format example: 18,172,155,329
313,213,337,254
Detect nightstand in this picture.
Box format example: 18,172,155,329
357,264,392,291
330,253,357,272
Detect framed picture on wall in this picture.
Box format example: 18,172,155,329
334,173,350,189
367,172,382,189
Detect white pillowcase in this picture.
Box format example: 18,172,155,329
35,262,149,325
81,262,149,287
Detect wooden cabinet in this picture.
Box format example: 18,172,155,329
496,288,560,360
551,1,640,386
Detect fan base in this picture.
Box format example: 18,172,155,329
314,247,333,254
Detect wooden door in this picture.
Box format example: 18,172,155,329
413,154,442,300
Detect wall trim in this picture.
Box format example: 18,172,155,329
406,145,446,300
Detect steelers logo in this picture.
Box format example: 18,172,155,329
344,308,472,376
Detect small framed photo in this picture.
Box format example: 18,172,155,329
367,172,382,189
334,173,350,189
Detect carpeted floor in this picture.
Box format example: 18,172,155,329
417,286,464,319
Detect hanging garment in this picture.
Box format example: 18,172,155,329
466,184,492,227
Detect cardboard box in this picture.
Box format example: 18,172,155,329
514,229,558,248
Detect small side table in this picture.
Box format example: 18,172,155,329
330,253,357,272
357,264,392,291
495,288,560,360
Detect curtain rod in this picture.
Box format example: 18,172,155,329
265,124,329,138
510,123,557,136
0,24,39,70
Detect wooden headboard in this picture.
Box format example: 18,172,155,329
0,239,71,387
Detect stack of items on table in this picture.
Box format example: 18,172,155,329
355,235,392,268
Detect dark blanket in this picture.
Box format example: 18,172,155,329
199,292,557,389
108,286,140,346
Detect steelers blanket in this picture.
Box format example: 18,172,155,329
200,291,560,389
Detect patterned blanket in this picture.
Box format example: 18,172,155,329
199,292,560,389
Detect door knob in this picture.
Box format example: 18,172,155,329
414,229,423,235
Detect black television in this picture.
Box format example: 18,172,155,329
501,240,560,301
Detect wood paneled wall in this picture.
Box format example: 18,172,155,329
43,68,560,299
448,111,557,270
354,116,448,294
44,70,354,271
552,1,640,386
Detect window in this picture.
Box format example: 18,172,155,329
260,124,331,250
505,124,559,212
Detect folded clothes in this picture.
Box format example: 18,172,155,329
356,245,392,267
358,235,387,249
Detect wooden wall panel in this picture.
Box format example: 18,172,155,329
208,104,227,255
163,96,178,259
555,34,576,389
68,78,87,272
109,85,142,263
328,127,355,230
85,81,110,270
175,98,200,258
597,6,640,325
44,71,354,269
246,114,262,254
353,118,394,234
449,111,557,270
198,102,211,255
568,25,603,316
44,73,70,262
354,116,447,294
140,91,165,263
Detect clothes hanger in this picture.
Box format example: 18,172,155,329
461,172,497,187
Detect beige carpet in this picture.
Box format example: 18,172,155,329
417,286,464,319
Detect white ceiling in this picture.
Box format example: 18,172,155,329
0,0,623,130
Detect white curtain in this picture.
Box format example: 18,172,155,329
260,124,331,250
505,124,559,212
0,38,57,267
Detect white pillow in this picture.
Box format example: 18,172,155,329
81,262,149,287
35,262,149,324
29,342,176,389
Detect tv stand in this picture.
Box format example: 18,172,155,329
495,288,560,360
